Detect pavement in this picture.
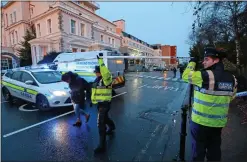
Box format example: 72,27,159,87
2,71,247,161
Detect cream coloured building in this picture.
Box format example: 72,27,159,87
1,1,121,66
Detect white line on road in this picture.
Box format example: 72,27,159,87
134,124,162,161
3,92,127,138
3,110,75,138
19,104,39,112
112,92,127,98
1,101,9,103
138,84,147,89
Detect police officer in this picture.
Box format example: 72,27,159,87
182,47,237,161
91,53,116,154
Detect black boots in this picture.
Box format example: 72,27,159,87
106,127,115,135
73,121,82,127
94,134,106,154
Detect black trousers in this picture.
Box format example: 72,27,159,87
190,121,222,161
97,102,115,138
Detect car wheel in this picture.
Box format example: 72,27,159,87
2,87,13,103
36,94,51,111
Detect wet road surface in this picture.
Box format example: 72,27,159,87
2,71,189,161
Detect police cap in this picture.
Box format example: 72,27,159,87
204,47,227,59
94,66,100,73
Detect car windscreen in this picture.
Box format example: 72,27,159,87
32,71,62,84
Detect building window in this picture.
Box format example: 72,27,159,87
30,8,33,15
11,32,14,44
10,14,13,24
80,23,85,36
13,11,16,22
112,38,114,46
37,24,41,36
47,19,52,34
71,20,76,34
72,48,77,52
101,35,104,42
5,14,8,26
81,49,85,52
15,31,18,43
108,37,110,44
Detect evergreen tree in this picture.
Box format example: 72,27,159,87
17,29,36,66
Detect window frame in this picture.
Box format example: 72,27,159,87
70,19,76,34
47,19,52,34
11,71,23,82
21,71,38,86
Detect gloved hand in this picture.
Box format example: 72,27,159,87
189,57,198,63
97,53,103,59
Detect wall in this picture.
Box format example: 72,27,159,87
170,46,177,64
29,1,51,19
161,45,170,65
3,2,23,28
21,1,31,21
34,12,60,38
62,12,92,39
113,20,125,32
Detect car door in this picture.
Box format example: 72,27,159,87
8,71,24,98
20,72,38,102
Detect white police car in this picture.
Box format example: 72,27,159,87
1,68,72,111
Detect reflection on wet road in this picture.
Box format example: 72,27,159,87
2,71,189,161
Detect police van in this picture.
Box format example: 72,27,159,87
1,66,72,111
53,50,125,92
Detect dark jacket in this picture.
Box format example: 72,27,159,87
200,61,236,91
67,73,91,104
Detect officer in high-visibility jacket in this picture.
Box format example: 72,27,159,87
91,53,116,154
182,47,237,161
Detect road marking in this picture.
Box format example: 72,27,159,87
133,124,162,161
158,77,164,79
151,76,157,79
138,84,147,89
164,77,171,80
3,92,127,138
3,110,75,138
19,104,39,112
112,92,127,98
172,78,178,81
1,101,9,103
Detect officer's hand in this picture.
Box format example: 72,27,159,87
189,57,198,63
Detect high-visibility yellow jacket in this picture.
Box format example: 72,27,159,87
91,58,112,104
182,61,237,127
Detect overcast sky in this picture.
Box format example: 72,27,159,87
97,2,195,57
1,1,195,57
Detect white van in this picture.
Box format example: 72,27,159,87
53,50,125,90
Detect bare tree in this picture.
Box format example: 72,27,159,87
194,1,247,67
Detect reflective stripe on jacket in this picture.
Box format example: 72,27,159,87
91,58,112,104
182,61,237,127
